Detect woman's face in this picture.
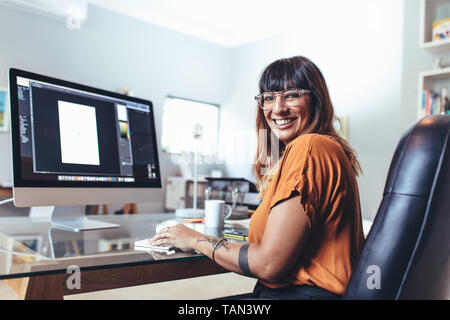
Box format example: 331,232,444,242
263,92,313,144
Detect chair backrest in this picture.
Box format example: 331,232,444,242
344,114,450,300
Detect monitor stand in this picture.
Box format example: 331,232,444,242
47,206,120,232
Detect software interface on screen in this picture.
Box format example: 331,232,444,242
15,76,159,186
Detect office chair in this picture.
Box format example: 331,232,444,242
344,114,450,300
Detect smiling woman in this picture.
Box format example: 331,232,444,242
253,56,362,195
255,88,313,143
151,56,365,300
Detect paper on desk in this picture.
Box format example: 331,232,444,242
224,218,250,228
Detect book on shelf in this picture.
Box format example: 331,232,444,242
422,88,449,117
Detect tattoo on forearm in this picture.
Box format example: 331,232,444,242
197,236,217,248
197,236,230,252
238,243,255,278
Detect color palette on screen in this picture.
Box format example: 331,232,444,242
119,121,130,139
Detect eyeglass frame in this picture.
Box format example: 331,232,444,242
254,88,312,110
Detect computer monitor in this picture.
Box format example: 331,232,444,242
8,68,162,231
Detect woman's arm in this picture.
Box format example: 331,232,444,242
150,194,310,282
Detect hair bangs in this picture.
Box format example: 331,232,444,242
258,58,309,93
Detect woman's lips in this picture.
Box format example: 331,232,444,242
273,117,297,130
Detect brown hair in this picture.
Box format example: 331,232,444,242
252,56,362,197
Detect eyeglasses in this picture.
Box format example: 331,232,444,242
255,89,312,110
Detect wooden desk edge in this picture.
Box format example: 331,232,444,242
5,258,228,300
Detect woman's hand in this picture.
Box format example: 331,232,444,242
150,223,200,252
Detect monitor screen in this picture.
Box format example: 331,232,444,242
9,69,161,190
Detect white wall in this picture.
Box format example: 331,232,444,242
0,4,231,213
220,0,406,221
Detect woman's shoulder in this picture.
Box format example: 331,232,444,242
285,134,345,164
288,133,340,151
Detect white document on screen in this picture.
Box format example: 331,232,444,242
58,100,100,166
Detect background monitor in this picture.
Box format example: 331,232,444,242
9,68,162,230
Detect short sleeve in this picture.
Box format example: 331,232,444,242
268,134,344,229
268,135,318,228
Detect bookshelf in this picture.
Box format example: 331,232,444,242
421,38,450,52
420,0,450,52
418,0,450,118
418,67,450,118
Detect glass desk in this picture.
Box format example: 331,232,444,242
0,213,228,299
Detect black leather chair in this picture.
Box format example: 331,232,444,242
344,114,450,300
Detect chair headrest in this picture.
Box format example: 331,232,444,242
384,115,450,199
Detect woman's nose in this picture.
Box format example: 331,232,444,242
272,96,288,113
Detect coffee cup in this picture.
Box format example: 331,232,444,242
204,200,232,229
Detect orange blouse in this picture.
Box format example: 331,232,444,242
249,134,365,295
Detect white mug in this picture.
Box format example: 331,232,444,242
204,200,232,229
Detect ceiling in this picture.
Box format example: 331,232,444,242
88,0,349,48
1,0,383,48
